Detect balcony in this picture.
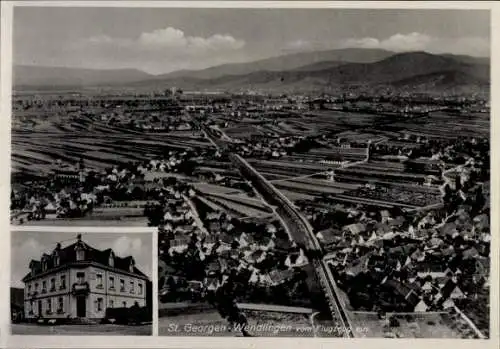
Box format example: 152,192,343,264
71,282,90,296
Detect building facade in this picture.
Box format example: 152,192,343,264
22,234,149,320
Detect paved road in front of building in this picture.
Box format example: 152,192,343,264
11,323,152,336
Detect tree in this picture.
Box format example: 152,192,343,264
144,203,164,226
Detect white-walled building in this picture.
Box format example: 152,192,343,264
22,234,149,321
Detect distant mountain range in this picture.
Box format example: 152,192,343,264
14,65,152,88
14,48,490,94
158,48,395,80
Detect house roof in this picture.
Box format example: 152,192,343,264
275,238,294,251
440,280,461,300
439,222,458,236
246,250,266,263
375,223,392,234
318,228,341,245
473,214,489,229
462,247,479,259
382,280,420,307
343,223,367,235
388,216,406,227
267,269,294,284
475,256,490,274
22,237,148,282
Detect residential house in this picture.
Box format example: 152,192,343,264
245,250,267,265
414,299,430,312
284,249,309,268
23,235,149,321
439,280,466,301
260,269,295,287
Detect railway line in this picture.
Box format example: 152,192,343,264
203,124,355,337
229,153,354,338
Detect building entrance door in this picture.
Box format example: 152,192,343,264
38,300,42,317
76,296,86,318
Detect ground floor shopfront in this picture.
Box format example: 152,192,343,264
25,288,146,320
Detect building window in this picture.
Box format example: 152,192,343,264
54,254,60,267
28,284,32,296
42,261,48,272
96,274,103,289
29,301,34,315
138,283,143,295
42,281,47,293
122,301,127,308
76,248,85,261
130,281,134,294
109,253,114,267
129,262,134,273
60,275,66,289
34,283,39,292
120,279,125,292
109,299,114,308
77,272,85,284
109,276,115,290
96,298,103,312
46,298,52,314
57,297,64,313
50,278,56,292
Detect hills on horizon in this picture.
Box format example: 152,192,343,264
14,48,490,94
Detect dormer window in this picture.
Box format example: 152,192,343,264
109,252,114,267
53,253,60,267
42,260,48,272
129,258,135,273
76,249,84,261
75,234,85,261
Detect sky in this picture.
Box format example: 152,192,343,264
13,7,490,74
11,231,152,288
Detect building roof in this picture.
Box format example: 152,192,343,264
267,268,295,284
440,280,462,300
382,279,420,308
22,235,148,282
343,223,367,235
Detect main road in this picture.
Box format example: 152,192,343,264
202,125,354,338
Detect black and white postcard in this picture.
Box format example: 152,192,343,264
1,1,498,349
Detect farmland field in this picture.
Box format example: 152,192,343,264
274,179,360,196
200,194,272,218
11,119,215,177
193,182,245,195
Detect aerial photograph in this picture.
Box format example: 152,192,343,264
10,6,490,339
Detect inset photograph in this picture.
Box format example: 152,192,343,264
10,230,153,335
